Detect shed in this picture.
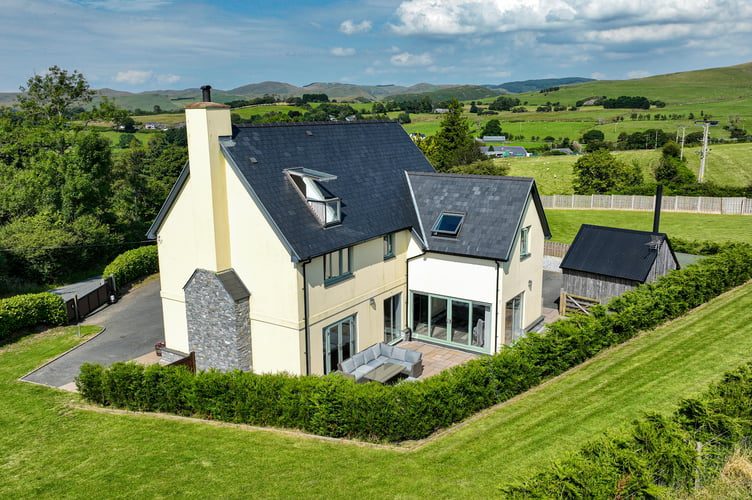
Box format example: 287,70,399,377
559,225,679,304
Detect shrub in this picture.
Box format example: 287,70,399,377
77,245,752,443
0,292,67,339
102,245,158,287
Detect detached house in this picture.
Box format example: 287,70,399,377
147,89,550,375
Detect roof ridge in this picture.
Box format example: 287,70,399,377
233,119,398,129
581,224,667,237
408,171,534,182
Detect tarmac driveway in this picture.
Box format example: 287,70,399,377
21,277,164,389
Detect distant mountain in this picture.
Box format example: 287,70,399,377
387,85,501,102
485,77,596,94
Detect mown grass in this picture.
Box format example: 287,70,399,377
546,209,752,244
2,282,752,498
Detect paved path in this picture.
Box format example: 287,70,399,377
21,277,164,389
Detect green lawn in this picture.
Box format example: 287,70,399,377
546,209,752,244
3,281,752,498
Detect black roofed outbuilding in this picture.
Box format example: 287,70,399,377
559,224,679,305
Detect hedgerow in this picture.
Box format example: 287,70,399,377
76,244,752,443
500,362,752,498
0,292,67,339
102,245,158,287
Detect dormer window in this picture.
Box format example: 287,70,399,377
432,212,465,237
286,168,341,226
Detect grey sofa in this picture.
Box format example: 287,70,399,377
338,342,423,383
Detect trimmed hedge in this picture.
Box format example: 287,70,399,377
501,361,752,498
0,292,67,339
102,245,158,287
77,244,752,443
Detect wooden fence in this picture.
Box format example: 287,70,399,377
541,194,752,215
544,241,570,258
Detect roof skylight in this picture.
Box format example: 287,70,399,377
432,212,465,237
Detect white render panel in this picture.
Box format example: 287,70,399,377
408,253,497,305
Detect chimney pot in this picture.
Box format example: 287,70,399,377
201,85,212,102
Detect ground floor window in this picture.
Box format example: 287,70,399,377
323,315,356,374
410,292,491,353
384,293,401,344
505,293,524,344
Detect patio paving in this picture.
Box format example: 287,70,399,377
398,340,480,379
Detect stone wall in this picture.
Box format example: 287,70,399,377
184,269,252,372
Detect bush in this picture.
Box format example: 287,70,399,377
0,292,67,339
102,245,158,287
77,245,752,443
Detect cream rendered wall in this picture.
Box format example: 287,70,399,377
155,177,199,353
306,230,410,374
498,195,545,346
154,104,233,354
223,161,304,375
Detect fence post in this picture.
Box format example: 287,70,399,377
73,295,80,323
695,441,703,491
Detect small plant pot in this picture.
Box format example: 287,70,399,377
155,341,166,357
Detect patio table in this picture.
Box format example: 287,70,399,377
363,362,404,384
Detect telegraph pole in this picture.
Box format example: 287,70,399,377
695,120,718,183
677,126,689,160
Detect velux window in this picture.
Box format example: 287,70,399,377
431,212,465,237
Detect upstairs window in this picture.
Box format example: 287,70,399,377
286,168,341,226
432,212,465,237
383,233,395,260
520,226,531,258
324,247,352,285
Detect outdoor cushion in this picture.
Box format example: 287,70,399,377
341,358,355,373
352,352,366,367
352,365,373,380
380,344,394,358
375,355,390,363
363,347,376,363
391,347,407,361
404,350,420,363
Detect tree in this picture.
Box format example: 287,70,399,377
480,119,502,137
421,98,482,172
397,112,411,124
450,159,509,176
572,149,643,194
581,129,605,143
654,141,695,186
16,66,95,126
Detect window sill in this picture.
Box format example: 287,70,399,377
324,272,353,287
383,253,395,261
520,252,531,261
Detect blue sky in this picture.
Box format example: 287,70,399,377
3,0,751,93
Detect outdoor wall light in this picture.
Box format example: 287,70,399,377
528,280,533,289
369,297,376,308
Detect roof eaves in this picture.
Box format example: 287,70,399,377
146,160,190,239
220,141,303,263
405,171,429,251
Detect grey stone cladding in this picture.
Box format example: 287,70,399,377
184,269,251,372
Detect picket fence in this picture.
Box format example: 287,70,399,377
541,194,752,215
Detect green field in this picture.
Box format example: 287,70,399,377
504,142,752,194
3,280,752,497
546,209,752,245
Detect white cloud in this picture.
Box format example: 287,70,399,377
591,72,607,80
156,74,181,84
626,70,651,79
114,70,153,84
339,19,372,35
331,47,356,56
390,52,433,66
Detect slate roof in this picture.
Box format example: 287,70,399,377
406,172,551,261
559,225,678,282
219,120,435,261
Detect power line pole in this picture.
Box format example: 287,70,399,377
694,120,718,183
677,126,689,160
